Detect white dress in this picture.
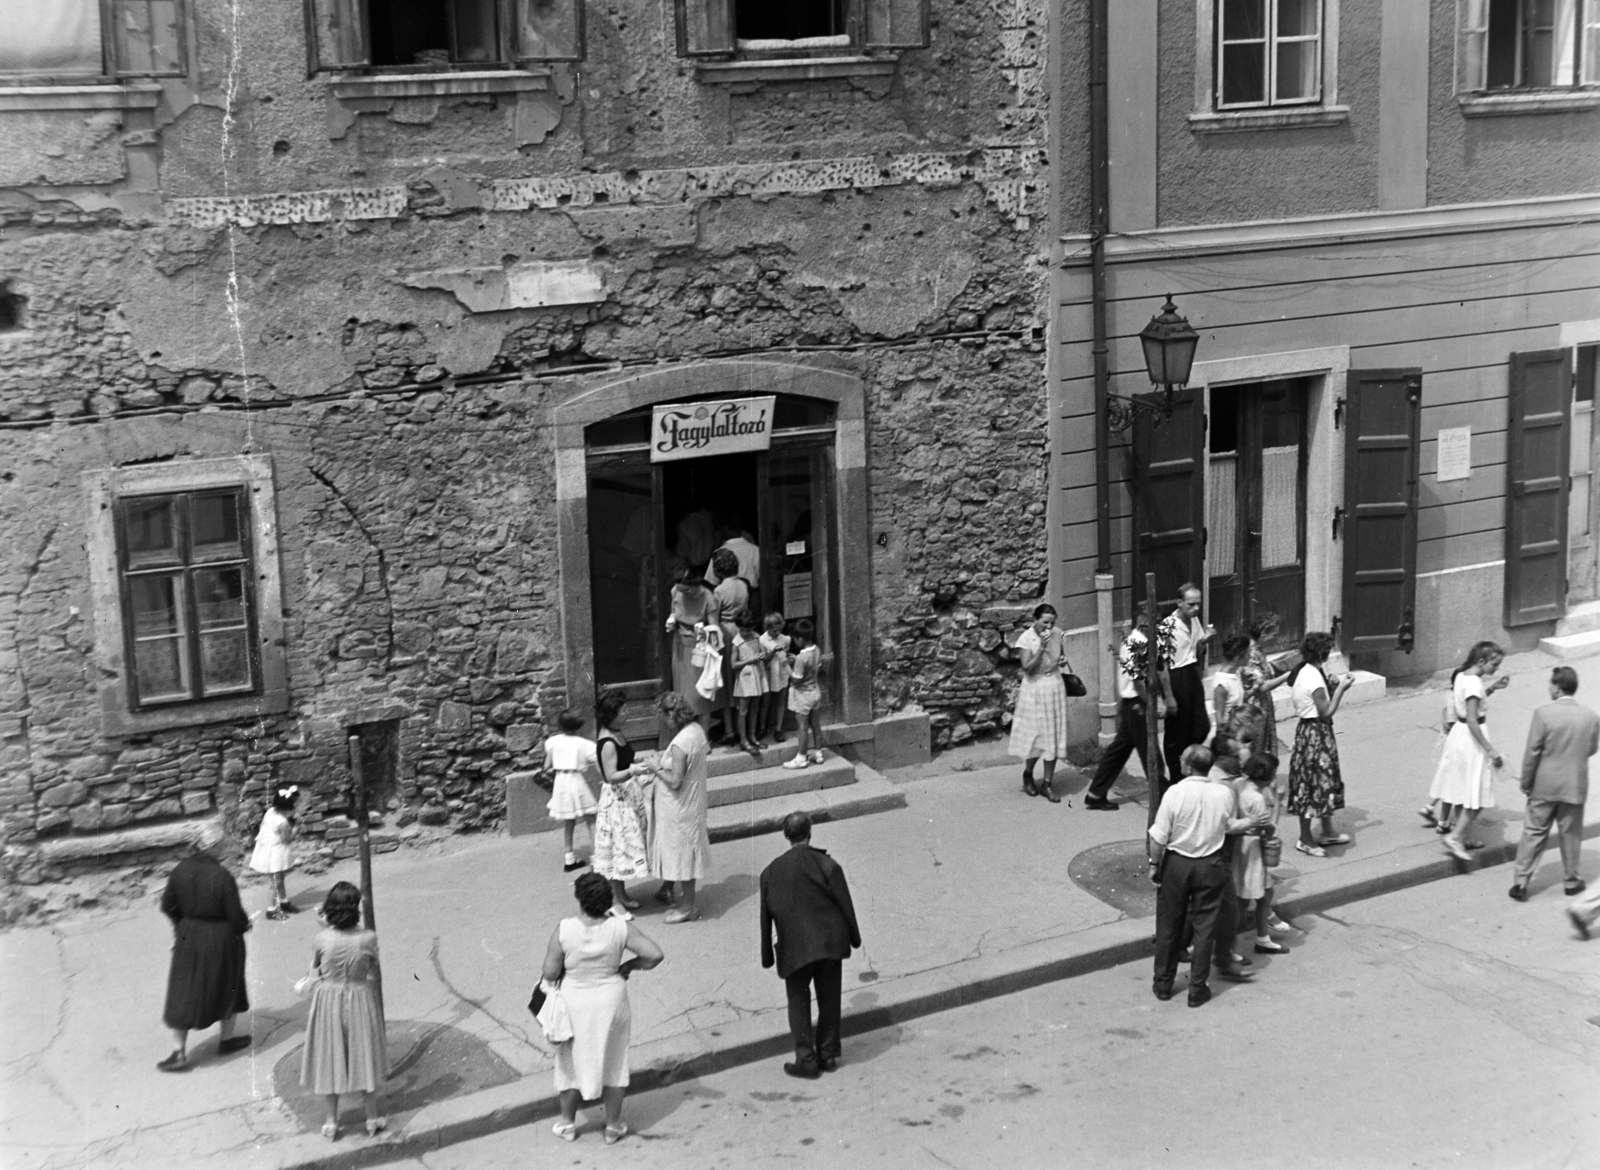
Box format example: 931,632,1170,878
249,807,294,875
1427,673,1498,810
545,734,600,820
554,916,632,1099
650,723,712,882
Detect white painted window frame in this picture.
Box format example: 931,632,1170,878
84,455,288,738
1192,0,1347,132
1456,0,1600,116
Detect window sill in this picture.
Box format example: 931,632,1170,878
0,83,163,112
694,56,897,84
330,69,551,101
100,689,289,739
1457,91,1600,118
1187,106,1350,134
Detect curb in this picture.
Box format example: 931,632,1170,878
254,820,1595,1170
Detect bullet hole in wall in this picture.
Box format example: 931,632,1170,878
273,138,291,156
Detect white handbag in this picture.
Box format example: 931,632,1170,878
536,980,573,1044
695,646,723,700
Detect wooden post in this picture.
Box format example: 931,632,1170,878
348,734,376,932
1142,571,1164,828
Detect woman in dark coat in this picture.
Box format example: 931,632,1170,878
158,821,252,1071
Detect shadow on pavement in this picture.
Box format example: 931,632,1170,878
1067,841,1158,918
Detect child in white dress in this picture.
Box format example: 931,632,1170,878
251,784,300,920
758,611,791,744
544,709,600,873
729,612,769,754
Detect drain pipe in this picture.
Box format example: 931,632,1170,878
1089,0,1117,746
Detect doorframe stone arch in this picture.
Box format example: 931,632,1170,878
551,356,873,731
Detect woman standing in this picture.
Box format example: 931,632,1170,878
592,688,652,915
1008,604,1070,804
299,882,387,1141
647,692,713,923
1428,641,1508,861
665,565,721,733
543,872,664,1144
1286,631,1355,858
1240,623,1294,767
1211,633,1251,747
157,822,252,1071
711,548,751,745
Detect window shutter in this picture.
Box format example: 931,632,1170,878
1132,388,1207,612
676,0,734,56
109,0,188,77
1340,369,1422,654
1505,350,1573,627
864,0,931,49
1457,0,1489,91
515,0,585,62
1584,0,1600,83
303,0,369,74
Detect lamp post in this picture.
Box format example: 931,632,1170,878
1106,294,1200,430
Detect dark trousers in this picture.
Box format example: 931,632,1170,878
1182,843,1241,962
1153,849,1227,994
784,958,842,1069
1163,663,1210,789
1088,697,1150,800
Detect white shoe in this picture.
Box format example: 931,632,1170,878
782,755,809,770
807,750,826,765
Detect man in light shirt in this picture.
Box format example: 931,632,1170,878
1159,583,1213,792
705,513,760,587
1149,744,1269,1007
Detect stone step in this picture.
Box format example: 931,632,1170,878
1554,600,1600,638
705,752,855,809
708,765,907,844
1537,629,1600,661
705,740,809,778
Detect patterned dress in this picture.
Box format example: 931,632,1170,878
1286,663,1344,818
1239,645,1281,759
592,733,650,881
1008,626,1070,762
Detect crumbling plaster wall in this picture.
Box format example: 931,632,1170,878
0,0,1053,862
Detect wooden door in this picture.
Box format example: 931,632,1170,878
585,455,666,744
1505,349,1572,627
1340,369,1421,655
1132,387,1206,612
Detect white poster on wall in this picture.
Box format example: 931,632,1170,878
1436,426,1472,482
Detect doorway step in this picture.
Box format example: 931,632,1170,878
1537,600,1600,659
705,744,906,844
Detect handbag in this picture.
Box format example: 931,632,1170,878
535,981,573,1044
527,982,546,1017
695,645,723,700
1059,647,1087,697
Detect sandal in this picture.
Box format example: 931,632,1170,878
1254,938,1288,954
1266,916,1294,934
604,1122,629,1145
366,1118,388,1138
156,1051,189,1073
663,907,700,924
552,1119,578,1142
1295,840,1326,858
1320,834,1351,847
1418,806,1438,827
1435,823,1453,836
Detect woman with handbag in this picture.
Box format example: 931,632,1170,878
541,872,663,1144
646,691,714,922
1008,604,1075,803
665,564,722,734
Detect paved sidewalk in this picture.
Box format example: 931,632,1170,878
3,650,1595,1170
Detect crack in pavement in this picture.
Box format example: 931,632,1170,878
426,936,535,1049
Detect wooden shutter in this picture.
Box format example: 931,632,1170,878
303,0,369,73
1457,0,1489,90
515,0,585,62
109,0,188,77
677,0,734,56
864,0,931,49
1132,388,1206,611
1505,349,1573,626
1340,369,1422,654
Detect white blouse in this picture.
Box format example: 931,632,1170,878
1290,664,1328,720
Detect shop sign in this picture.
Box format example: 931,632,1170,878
651,397,776,462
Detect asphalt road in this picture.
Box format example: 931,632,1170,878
393,860,1600,1170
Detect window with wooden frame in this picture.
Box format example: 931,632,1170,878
676,0,929,59
0,0,187,82
305,0,584,72
86,456,288,737
1458,0,1600,91
1216,0,1324,109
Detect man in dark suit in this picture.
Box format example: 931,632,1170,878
1510,665,1600,903
760,811,861,1079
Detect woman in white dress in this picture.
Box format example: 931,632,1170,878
646,691,713,923
542,872,663,1145
1008,604,1071,803
1426,641,1509,861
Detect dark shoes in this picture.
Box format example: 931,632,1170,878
1216,966,1255,983
156,1051,190,1072
218,1035,252,1055
1186,985,1212,1009
1509,884,1529,902
1039,784,1062,805
820,1058,839,1073
783,1061,821,1080
264,908,287,921
1083,797,1119,811
1566,879,1588,896
562,858,587,873
1021,773,1038,797
1152,984,1174,1002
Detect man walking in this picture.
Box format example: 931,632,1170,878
1085,601,1173,811
1160,584,1213,796
1509,666,1598,903
1149,745,1267,1007
760,812,862,1078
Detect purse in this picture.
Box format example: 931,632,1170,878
535,983,573,1044
527,983,547,1017
1059,648,1087,697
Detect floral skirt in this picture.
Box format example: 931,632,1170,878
1286,718,1344,818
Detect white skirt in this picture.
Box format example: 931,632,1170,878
548,771,599,820
1427,721,1498,810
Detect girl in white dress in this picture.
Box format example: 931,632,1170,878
544,710,600,873
1426,641,1509,861
758,611,792,744
250,784,300,920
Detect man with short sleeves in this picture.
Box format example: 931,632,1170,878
1085,601,1173,810
760,812,861,1078
1510,666,1599,904
1159,584,1213,792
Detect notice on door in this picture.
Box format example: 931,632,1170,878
651,396,777,462
1436,426,1472,482
783,572,814,618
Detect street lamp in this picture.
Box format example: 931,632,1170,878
1106,294,1200,430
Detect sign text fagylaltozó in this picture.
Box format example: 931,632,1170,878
651,397,777,462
